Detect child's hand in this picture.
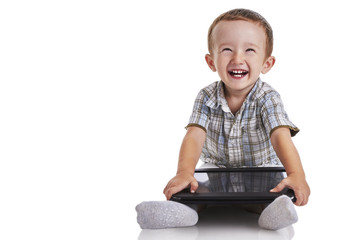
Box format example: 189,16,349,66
270,173,310,206
163,171,199,200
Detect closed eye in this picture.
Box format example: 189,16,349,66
221,48,232,52
246,48,255,52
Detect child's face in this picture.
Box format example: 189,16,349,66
206,20,275,96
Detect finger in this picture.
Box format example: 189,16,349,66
190,180,199,193
302,194,309,206
165,187,175,200
299,193,310,206
294,192,304,206
165,184,187,200
302,189,310,206
270,180,286,193
164,188,170,200
163,184,169,194
163,181,173,195
163,179,180,198
165,187,178,200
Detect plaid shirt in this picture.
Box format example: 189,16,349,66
187,79,299,168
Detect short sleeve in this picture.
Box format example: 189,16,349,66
186,90,211,132
261,94,299,137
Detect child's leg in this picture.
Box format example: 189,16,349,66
135,163,213,229
135,201,198,229
258,195,298,230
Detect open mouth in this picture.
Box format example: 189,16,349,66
228,70,248,78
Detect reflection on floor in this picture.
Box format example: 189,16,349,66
138,206,294,240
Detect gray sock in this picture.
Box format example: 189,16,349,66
135,201,199,229
258,195,298,230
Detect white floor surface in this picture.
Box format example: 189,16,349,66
1,0,360,239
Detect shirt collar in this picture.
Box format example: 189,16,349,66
205,78,262,112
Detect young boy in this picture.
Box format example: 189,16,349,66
136,8,310,230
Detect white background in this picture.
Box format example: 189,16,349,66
1,0,359,239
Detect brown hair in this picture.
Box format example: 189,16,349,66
207,9,273,58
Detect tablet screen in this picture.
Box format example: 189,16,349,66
195,171,285,193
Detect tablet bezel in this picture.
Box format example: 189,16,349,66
170,167,296,205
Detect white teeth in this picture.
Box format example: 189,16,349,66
232,70,247,74
230,70,247,78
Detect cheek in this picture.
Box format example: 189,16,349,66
248,59,263,72
215,56,229,69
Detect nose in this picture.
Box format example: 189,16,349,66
231,52,245,65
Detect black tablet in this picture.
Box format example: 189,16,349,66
170,167,296,205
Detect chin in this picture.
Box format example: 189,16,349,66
225,79,256,92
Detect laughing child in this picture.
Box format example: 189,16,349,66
136,8,310,230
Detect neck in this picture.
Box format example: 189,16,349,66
223,82,256,115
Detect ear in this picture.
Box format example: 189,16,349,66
205,54,216,72
261,56,276,74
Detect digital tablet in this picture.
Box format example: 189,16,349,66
170,167,296,205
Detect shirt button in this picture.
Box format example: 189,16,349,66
241,126,246,133
226,113,231,119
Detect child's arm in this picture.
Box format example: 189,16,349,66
163,126,206,200
270,127,311,206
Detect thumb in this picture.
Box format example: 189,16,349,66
190,180,199,193
270,180,286,193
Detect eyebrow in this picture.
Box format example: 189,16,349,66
244,42,261,49
217,42,261,50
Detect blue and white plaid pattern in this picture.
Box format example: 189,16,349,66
187,79,299,168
